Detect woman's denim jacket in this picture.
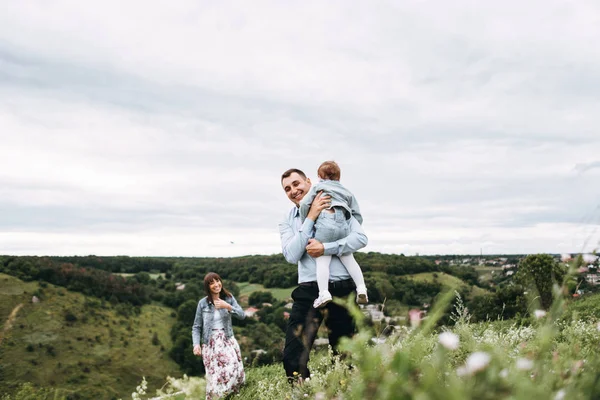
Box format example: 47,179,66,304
192,295,245,346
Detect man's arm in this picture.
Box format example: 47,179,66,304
306,216,367,258
279,214,314,264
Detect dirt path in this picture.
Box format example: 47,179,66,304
0,303,24,345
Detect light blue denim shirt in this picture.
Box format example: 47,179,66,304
191,295,245,346
279,206,368,284
298,180,363,225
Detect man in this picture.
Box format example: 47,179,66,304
279,168,368,382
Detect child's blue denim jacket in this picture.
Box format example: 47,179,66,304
192,295,245,346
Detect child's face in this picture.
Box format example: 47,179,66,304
282,172,311,205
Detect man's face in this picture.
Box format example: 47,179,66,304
282,172,311,206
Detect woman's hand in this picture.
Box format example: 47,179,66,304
193,344,202,357
214,298,232,311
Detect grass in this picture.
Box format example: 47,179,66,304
237,282,294,303
0,273,182,399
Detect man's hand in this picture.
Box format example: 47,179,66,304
306,239,325,257
306,192,331,222
193,344,202,357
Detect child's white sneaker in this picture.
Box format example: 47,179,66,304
313,291,332,308
356,286,368,304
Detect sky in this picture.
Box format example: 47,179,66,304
1,0,599,257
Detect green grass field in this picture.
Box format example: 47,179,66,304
0,273,182,399
237,282,294,304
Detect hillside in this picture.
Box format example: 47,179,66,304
408,272,489,297
0,273,182,399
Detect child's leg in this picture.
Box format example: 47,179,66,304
314,255,333,308
339,254,368,304
316,255,332,294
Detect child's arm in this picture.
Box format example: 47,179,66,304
298,186,318,222
349,194,363,225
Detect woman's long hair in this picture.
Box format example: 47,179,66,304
203,272,232,305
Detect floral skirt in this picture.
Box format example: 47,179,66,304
202,330,245,399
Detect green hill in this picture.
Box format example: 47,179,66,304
0,273,182,399
408,272,489,297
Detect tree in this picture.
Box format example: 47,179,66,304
516,254,566,310
248,291,275,307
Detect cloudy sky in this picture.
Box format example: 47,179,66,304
1,1,599,257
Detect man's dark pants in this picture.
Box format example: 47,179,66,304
283,278,356,381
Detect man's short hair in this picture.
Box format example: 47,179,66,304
318,161,341,181
281,168,307,182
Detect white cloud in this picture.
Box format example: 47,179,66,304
1,1,599,256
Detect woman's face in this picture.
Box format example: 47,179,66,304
209,279,222,296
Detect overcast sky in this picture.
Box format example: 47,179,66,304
1,1,599,257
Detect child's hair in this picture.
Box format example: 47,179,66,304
203,272,232,304
318,161,341,181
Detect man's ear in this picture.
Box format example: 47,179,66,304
306,177,311,185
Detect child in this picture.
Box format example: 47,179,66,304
299,161,368,308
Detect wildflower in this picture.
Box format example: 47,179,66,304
408,309,422,328
304,394,308,398
534,310,547,319
597,322,600,332
560,254,571,262
293,371,299,376
555,389,566,400
458,352,491,376
315,394,326,400
499,369,508,378
438,332,460,350
582,254,597,264
516,358,534,371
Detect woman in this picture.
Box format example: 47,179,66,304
192,272,246,399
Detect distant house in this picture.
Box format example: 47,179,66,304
245,307,259,317
585,274,600,285
176,284,186,291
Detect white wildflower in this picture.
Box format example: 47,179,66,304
516,358,534,371
499,369,508,378
438,332,460,350
554,389,566,400
464,352,491,374
534,310,547,319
